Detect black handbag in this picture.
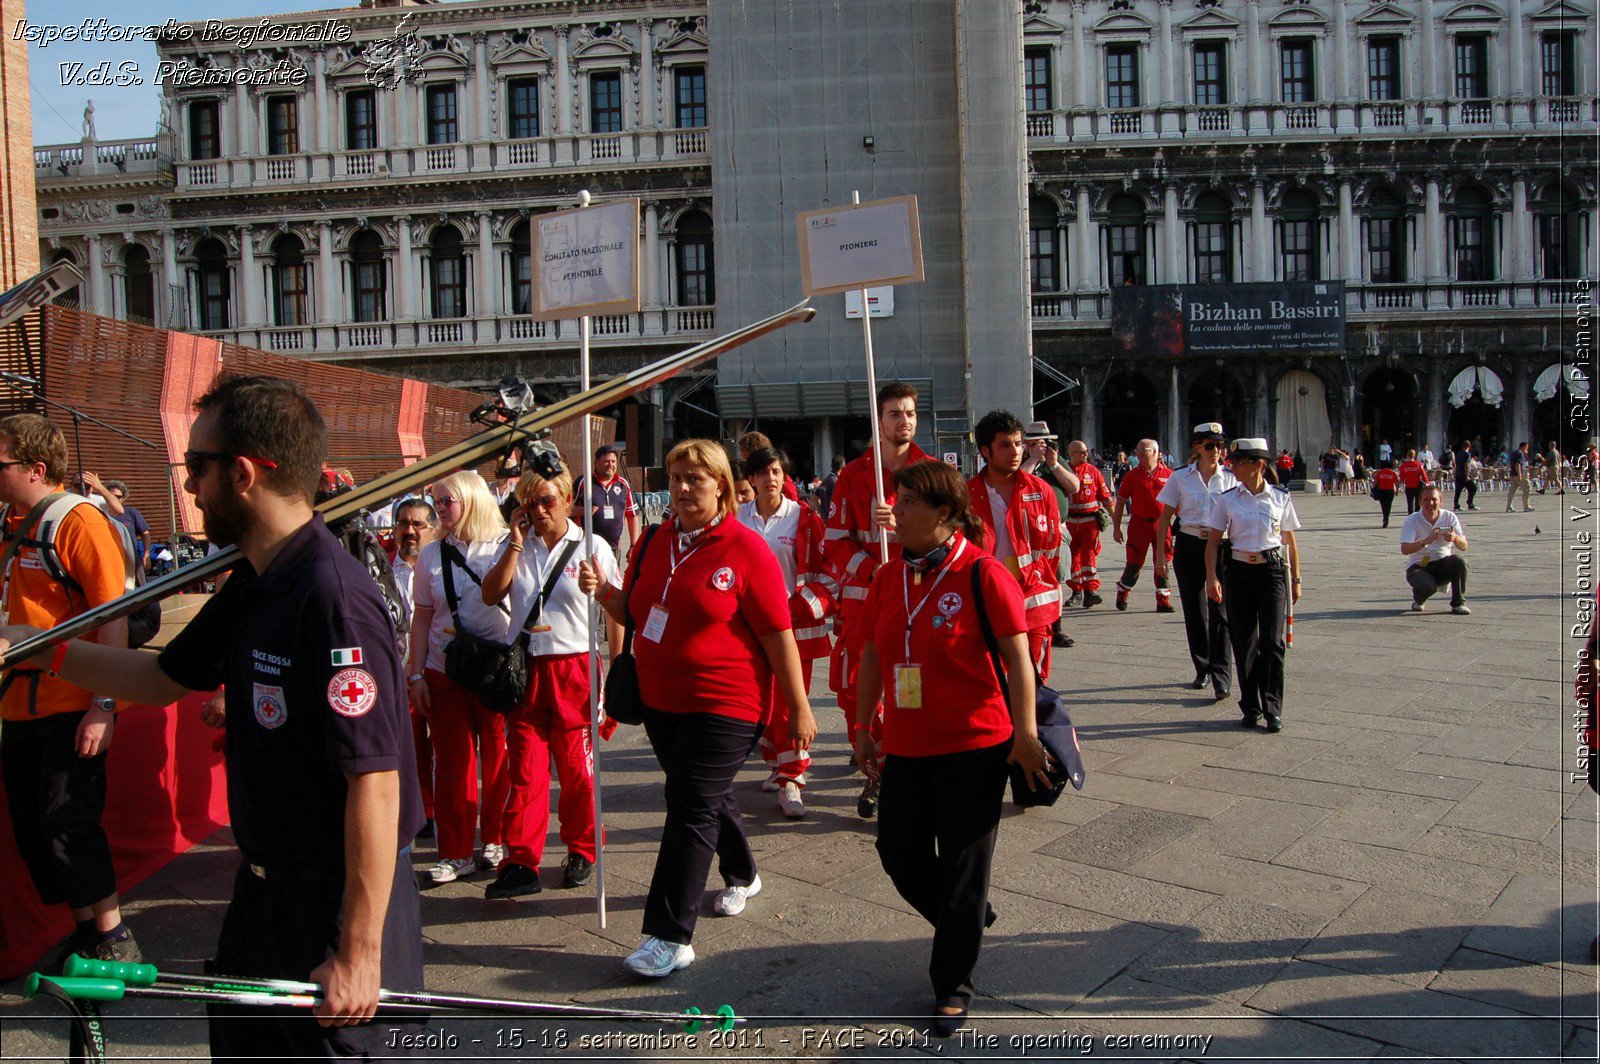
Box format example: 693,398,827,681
970,563,1086,808
440,542,522,712
602,523,661,726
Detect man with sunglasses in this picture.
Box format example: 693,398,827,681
1,377,426,1058
0,414,140,972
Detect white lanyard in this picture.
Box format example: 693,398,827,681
899,538,966,661
661,523,713,604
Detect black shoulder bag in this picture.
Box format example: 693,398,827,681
970,560,1086,808
440,541,525,712
602,522,662,726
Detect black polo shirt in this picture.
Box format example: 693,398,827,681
158,515,423,873
575,473,635,549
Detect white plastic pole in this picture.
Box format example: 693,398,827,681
853,191,889,563
576,189,607,930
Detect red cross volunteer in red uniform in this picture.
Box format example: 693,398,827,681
1111,438,1174,613
1063,440,1112,608
965,410,1062,680
824,381,927,819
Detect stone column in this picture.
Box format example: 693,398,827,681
1079,366,1099,450
235,87,253,156
474,34,490,141
1244,0,1266,135
1254,365,1271,439
1156,0,1175,105
475,211,496,317
1167,365,1182,453
238,228,260,327
313,49,331,153
395,216,413,320
395,71,415,147
638,18,656,127
1339,180,1358,280
1510,361,1533,446
1075,185,1100,290
161,230,179,326
1424,177,1445,282
318,222,337,325
643,201,660,306
1508,0,1528,120
555,27,573,135
1163,184,1181,283
86,235,107,316
1420,0,1440,112
1511,175,1534,280
1333,0,1356,132
1071,0,1090,133
1425,360,1447,456
1252,181,1270,281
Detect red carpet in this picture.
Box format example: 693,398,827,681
0,692,227,980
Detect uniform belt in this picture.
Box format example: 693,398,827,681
1232,548,1282,565
248,844,411,883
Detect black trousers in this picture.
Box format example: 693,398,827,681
641,708,763,945
1,709,116,910
1406,555,1468,607
1172,534,1232,696
876,740,1009,1010
209,853,425,1061
1454,478,1478,510
1223,558,1288,721
1404,486,1422,513
1375,489,1395,527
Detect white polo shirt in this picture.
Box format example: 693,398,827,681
500,523,618,657
413,534,512,673
1206,484,1301,553
738,497,801,590
1400,508,1464,570
1156,462,1238,537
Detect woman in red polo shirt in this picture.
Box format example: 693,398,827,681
1398,449,1429,514
586,439,814,979
853,460,1050,1038
1371,459,1401,528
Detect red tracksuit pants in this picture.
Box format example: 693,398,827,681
1066,519,1103,592
502,653,602,870
425,669,508,862
830,603,884,759
1117,516,1173,602
760,659,816,786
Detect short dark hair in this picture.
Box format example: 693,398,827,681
893,459,984,542
395,498,437,525
876,381,918,418
831,454,846,472
194,376,326,503
595,444,618,462
742,447,787,480
973,410,1024,454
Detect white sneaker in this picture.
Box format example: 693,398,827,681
712,875,762,917
777,781,805,818
760,771,782,793
1451,603,1472,615
428,857,477,884
1410,599,1425,612
479,843,506,870
623,936,695,977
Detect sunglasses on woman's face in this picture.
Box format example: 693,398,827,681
1199,442,1221,452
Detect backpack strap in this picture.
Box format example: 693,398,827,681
440,540,510,621
969,560,1010,699
515,534,583,640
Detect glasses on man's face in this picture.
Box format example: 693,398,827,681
0,460,31,471
183,450,279,476
396,519,431,530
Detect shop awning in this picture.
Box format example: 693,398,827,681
1447,365,1504,408
1534,363,1590,403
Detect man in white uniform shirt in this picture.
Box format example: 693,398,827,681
1400,485,1469,614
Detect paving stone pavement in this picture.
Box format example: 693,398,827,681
1,491,1596,1061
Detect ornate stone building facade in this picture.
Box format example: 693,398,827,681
32,0,1600,465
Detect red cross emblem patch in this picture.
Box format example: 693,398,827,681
328,668,379,717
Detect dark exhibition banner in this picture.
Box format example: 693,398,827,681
1110,281,1345,356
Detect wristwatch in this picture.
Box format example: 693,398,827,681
407,673,424,684
91,697,115,712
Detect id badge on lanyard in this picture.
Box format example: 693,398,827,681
527,625,555,656
643,529,706,644
894,664,923,709
897,540,966,710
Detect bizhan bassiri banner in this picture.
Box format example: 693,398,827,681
1110,281,1345,356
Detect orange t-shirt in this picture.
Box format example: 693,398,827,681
2,501,127,721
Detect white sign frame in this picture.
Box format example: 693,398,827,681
797,194,924,298
531,198,641,321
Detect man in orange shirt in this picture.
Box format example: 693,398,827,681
0,414,138,969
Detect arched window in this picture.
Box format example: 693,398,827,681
1452,185,1494,281
1106,193,1146,285
510,220,531,314
1280,190,1320,282
1028,194,1062,292
429,226,466,319
195,238,230,330
1537,183,1583,280
1367,186,1406,283
271,234,308,326
350,230,386,323
676,210,714,306
1193,192,1232,283
123,244,154,324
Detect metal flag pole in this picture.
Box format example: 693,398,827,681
574,189,608,931
852,190,889,563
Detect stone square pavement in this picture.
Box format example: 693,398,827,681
1,491,1596,1061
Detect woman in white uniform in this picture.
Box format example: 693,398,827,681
1154,423,1237,700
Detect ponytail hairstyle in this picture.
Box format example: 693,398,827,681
893,459,984,542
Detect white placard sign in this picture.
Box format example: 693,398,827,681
531,198,641,321
844,286,895,319
797,194,924,298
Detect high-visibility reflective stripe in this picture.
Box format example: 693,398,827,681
1015,551,1035,568
1039,548,1060,561
845,553,868,576
1024,589,1061,610
795,623,830,642
843,586,870,600
824,528,853,541
798,585,826,619
773,749,811,767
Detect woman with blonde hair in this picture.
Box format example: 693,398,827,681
478,463,621,899
409,470,511,883
582,439,813,978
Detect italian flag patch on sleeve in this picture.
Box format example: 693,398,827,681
331,647,364,667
